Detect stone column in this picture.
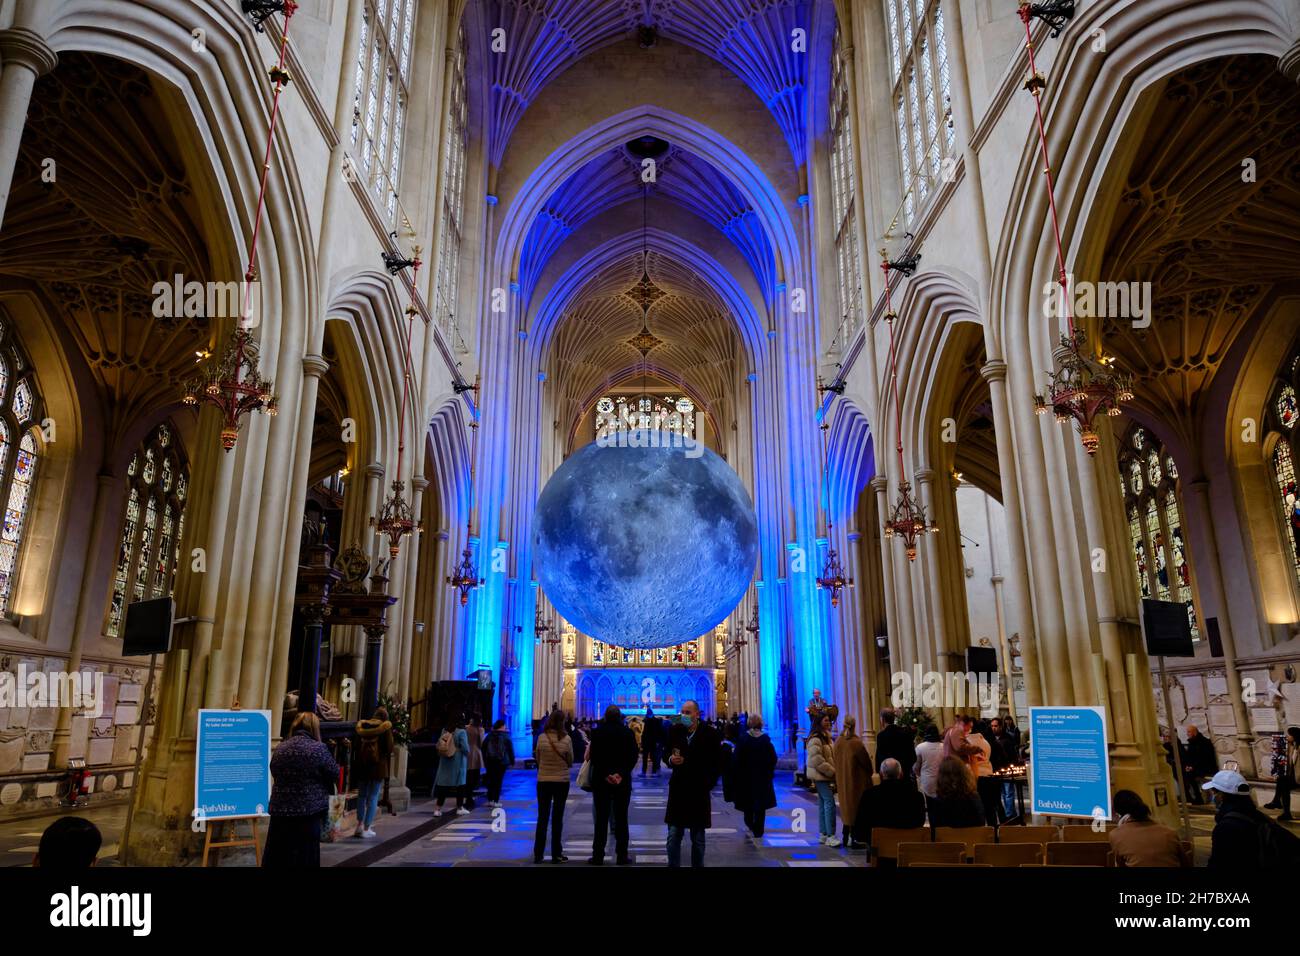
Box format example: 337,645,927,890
871,475,905,677
0,28,56,228
981,361,1043,707
1185,479,1256,775
53,471,120,767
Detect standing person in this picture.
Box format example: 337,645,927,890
942,715,979,762
1183,725,1220,804
967,719,1001,826
1204,769,1297,868
353,706,394,838
719,723,739,807
926,756,985,829
875,708,916,779
640,707,661,775
483,718,515,808
805,713,839,847
833,716,873,849
1108,790,1191,867
433,711,470,818
587,704,638,865
913,724,945,801
265,712,339,867
733,713,777,838
663,699,720,867
463,714,485,810
991,716,1018,818
533,709,574,864
1002,714,1021,759
1264,727,1300,820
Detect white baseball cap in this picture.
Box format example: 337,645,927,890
1201,769,1249,794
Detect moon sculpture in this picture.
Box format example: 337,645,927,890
533,433,758,648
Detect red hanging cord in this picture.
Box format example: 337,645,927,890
244,2,297,289
1019,4,1074,336
881,259,907,481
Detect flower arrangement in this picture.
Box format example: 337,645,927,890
897,706,937,743
378,689,411,747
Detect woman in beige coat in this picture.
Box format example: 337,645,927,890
833,716,873,850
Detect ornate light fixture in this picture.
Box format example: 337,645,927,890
371,245,425,558
534,605,561,651
1018,2,1131,455
184,3,300,450
744,599,759,643
183,328,277,450
878,249,938,561
816,421,854,606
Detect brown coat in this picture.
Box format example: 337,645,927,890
534,730,574,782
832,733,873,826
1108,819,1191,867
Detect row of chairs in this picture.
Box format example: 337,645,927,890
871,824,1194,867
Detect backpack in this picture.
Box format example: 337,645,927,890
1225,810,1300,866
484,731,506,762
437,729,457,758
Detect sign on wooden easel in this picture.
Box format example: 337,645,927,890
194,708,271,866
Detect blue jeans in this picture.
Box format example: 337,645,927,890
666,825,706,867
814,780,836,837
358,778,382,828
1001,781,1016,819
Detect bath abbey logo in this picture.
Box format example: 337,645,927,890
0,665,104,717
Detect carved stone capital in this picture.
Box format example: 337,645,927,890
980,359,1008,384
302,353,329,378
0,28,57,77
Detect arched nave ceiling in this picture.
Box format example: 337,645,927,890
0,52,212,436
520,144,776,303
1098,56,1300,427
483,0,814,165
547,250,741,434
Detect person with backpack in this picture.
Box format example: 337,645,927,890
353,706,394,838
433,711,470,818
483,718,515,807
1204,769,1300,868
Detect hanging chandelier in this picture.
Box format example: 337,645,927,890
743,599,759,644
371,245,425,558
878,249,938,561
1018,2,1131,456
184,3,298,450
534,605,560,651
183,328,277,450
816,421,854,606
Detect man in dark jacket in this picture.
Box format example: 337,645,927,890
1183,725,1219,804
664,699,720,867
1205,769,1272,868
733,714,778,837
641,707,662,775
588,705,639,865
875,708,916,778
852,757,926,850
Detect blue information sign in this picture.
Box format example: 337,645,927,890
1028,706,1111,820
195,709,272,821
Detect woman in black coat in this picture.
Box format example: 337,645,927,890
733,714,778,837
264,712,339,867
926,756,986,829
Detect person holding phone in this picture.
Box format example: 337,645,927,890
663,699,720,867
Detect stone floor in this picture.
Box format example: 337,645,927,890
3,773,1297,867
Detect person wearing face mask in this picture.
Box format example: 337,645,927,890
663,699,721,867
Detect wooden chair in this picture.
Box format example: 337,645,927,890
898,842,965,866
911,862,993,867
870,827,931,867
974,842,1042,866
1061,824,1109,842
1046,841,1111,866
934,826,995,860
996,825,1058,846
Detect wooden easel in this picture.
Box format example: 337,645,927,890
201,815,264,866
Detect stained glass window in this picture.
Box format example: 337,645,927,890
350,0,417,221
1118,424,1199,638
830,24,863,348
0,320,41,617
590,638,703,667
885,0,954,224
1267,346,1300,587
105,422,188,638
434,23,469,344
